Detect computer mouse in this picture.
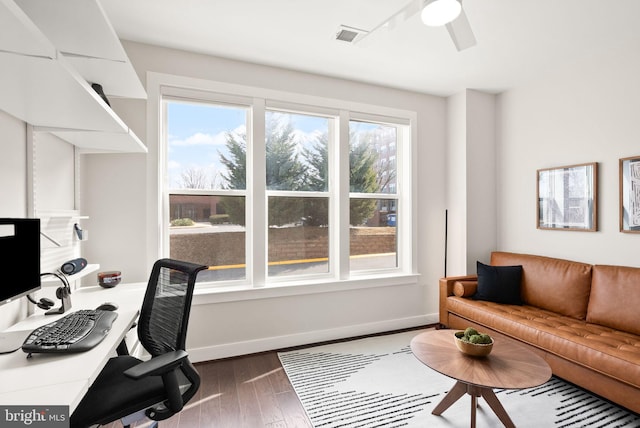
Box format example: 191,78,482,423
96,302,118,311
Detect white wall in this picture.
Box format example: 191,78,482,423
81,42,447,360
466,90,497,271
496,48,640,267
0,111,27,217
0,114,80,331
79,98,148,281
445,92,467,276
0,110,28,330
31,132,75,212
445,90,497,276
80,152,147,278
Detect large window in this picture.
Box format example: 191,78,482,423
162,87,413,289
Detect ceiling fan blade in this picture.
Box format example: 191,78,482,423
355,0,424,45
445,8,476,51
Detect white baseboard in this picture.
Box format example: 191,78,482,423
188,313,439,363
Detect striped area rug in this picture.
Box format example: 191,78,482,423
278,330,640,428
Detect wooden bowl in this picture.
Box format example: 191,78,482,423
454,336,493,357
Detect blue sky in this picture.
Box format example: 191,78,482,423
167,101,245,189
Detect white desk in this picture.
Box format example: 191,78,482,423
0,284,146,412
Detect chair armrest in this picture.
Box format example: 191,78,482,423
439,275,477,327
124,350,189,380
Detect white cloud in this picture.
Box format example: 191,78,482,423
169,131,225,147
169,125,247,148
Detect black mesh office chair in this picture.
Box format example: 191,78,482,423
70,259,207,428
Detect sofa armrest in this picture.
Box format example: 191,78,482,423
439,275,477,327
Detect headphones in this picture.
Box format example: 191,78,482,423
27,271,72,315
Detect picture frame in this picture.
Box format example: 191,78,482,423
619,155,640,233
537,162,598,231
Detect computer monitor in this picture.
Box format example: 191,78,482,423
0,218,41,303
0,218,41,353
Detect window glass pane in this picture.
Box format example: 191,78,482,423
167,101,247,191
169,195,246,281
350,198,397,271
349,121,397,194
268,196,329,277
265,111,329,191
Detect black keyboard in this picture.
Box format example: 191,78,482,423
22,309,118,354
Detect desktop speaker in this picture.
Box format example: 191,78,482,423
61,258,87,275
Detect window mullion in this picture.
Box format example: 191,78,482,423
338,111,350,280
251,99,267,287
160,98,170,260
349,192,399,200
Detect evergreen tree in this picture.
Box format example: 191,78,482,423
303,133,329,192
219,131,246,190
218,131,247,225
300,132,379,226
300,133,329,226
265,114,304,191
349,139,379,225
218,117,380,227
265,113,306,226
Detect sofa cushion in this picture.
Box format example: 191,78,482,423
491,252,592,319
587,265,640,336
473,261,523,304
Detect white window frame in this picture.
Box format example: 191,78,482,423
147,72,418,302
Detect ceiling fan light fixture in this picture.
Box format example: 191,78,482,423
421,0,462,27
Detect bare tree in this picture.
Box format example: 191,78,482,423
178,167,220,189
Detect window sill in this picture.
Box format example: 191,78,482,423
191,273,421,305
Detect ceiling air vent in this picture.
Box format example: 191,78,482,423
335,25,367,43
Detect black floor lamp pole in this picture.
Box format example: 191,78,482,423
444,209,448,278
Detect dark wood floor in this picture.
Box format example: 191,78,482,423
103,326,433,428
103,351,313,428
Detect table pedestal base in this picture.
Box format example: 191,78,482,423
432,381,515,428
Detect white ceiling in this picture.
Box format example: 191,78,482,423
101,0,640,96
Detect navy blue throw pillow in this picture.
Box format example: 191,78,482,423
473,261,523,305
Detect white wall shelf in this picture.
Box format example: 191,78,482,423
41,263,100,287
0,0,147,153
0,0,54,58
15,0,147,99
51,128,147,154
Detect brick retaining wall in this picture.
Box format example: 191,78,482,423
170,226,396,267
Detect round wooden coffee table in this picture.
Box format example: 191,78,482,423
410,329,551,428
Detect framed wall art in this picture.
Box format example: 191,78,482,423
619,155,640,233
537,162,598,231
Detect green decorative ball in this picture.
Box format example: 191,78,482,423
464,327,478,338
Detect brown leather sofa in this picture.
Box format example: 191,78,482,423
439,251,640,414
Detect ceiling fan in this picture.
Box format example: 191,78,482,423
353,0,476,51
